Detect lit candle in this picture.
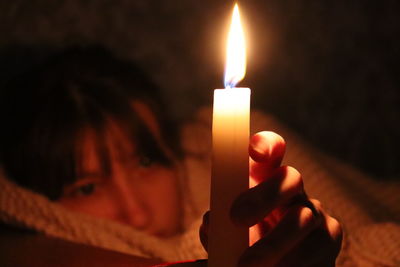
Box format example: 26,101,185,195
208,4,250,267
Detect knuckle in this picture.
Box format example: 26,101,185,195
301,207,314,222
328,216,343,243
301,206,316,226
287,205,317,229
285,166,303,192
310,198,323,210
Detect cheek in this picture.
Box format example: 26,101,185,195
58,186,119,220
143,169,182,223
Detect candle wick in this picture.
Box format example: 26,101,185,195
224,77,238,89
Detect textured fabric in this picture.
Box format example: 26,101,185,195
0,170,207,262
1,109,399,266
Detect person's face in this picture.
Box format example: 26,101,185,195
58,102,183,238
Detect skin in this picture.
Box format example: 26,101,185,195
58,102,183,238
200,131,343,267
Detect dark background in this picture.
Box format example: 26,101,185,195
1,0,399,179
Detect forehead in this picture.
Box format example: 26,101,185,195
130,101,160,138
80,118,136,150
76,122,134,173
79,100,157,157
106,119,136,156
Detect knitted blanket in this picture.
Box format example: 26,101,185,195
1,108,399,266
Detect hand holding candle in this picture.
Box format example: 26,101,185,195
205,4,342,267
203,132,342,266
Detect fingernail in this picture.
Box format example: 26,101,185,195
250,134,271,157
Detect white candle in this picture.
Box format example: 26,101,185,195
208,4,250,267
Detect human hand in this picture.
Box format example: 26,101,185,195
200,131,342,267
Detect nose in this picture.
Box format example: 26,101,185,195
112,169,150,229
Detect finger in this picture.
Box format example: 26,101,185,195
231,166,304,226
253,195,310,243
249,132,286,183
238,204,322,267
199,211,210,251
276,200,343,267
250,206,286,246
249,131,286,163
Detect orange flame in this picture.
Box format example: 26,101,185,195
224,4,246,88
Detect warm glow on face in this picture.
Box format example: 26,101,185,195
224,4,246,88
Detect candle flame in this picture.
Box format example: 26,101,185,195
224,4,246,88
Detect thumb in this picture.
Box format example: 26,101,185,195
249,131,286,183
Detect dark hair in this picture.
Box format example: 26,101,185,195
0,46,180,200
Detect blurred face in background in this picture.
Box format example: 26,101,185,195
58,101,183,238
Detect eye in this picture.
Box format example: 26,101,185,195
139,155,153,167
76,183,96,196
